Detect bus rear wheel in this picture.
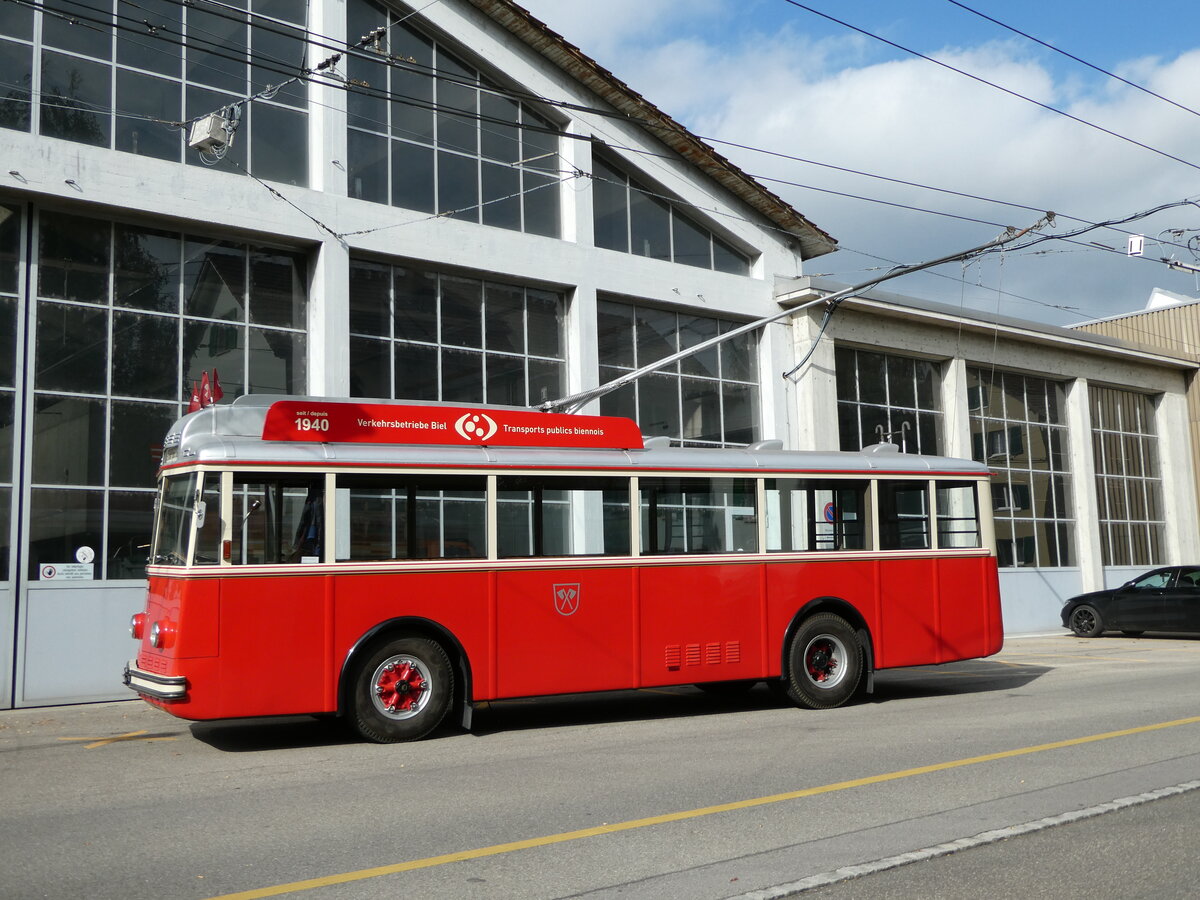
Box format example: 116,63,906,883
352,636,453,743
785,613,863,710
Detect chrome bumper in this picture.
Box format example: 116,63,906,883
123,660,187,701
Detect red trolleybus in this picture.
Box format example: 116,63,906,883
125,396,1002,742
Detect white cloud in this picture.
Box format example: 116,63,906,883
519,1,1200,321
517,0,726,61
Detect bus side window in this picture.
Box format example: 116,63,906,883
415,480,485,559
497,475,631,558
936,481,981,549
879,481,930,550
288,486,324,562
336,474,410,562
640,477,757,555
765,479,868,552
231,477,322,564
334,474,485,561
193,477,223,565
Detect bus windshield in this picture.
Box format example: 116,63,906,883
153,473,197,565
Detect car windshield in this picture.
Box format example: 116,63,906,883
152,473,198,565
1132,570,1172,590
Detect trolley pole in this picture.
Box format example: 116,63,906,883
541,214,1053,414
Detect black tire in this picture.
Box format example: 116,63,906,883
1068,604,1104,638
351,636,453,743
785,613,863,710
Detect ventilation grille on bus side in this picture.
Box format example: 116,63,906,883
664,641,741,671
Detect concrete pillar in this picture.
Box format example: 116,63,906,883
941,357,972,459
1065,377,1103,592
1156,390,1200,562
306,0,349,396
790,307,838,451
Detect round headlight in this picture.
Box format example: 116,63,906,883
149,621,163,648
130,613,146,640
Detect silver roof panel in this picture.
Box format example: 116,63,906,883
164,396,989,476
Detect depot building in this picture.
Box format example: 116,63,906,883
1,0,1196,708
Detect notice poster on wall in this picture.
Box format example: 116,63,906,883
39,563,94,580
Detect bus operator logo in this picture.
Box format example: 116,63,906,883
454,413,497,442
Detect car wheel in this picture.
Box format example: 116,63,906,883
1068,604,1104,638
785,613,863,709
352,636,453,743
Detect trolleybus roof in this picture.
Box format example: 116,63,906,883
160,396,991,476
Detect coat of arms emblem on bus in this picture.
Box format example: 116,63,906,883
454,412,497,442
553,584,580,616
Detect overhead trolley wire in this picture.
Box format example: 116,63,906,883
945,0,1200,122
22,0,1187,255
778,0,1200,175
12,0,1197,325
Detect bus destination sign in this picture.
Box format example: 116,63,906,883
261,401,645,450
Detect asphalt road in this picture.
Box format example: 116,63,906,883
3,633,1200,899
799,788,1200,900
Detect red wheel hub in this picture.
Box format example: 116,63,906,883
375,661,427,713
807,641,838,682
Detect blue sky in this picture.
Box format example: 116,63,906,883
694,2,1194,74
520,1,1200,326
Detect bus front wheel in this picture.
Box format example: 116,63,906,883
352,636,454,743
785,613,863,710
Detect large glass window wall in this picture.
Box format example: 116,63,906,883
968,368,1074,567
0,1,309,184
596,298,759,446
28,209,307,580
345,0,560,236
1090,386,1164,567
349,259,565,406
836,347,942,454
592,152,750,275
0,202,20,582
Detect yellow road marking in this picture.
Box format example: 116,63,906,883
57,730,178,749
207,714,1200,899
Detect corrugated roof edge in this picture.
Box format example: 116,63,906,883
783,276,1199,370
465,0,838,261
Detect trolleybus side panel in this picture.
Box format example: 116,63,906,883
331,569,492,696
495,565,637,696
637,561,767,686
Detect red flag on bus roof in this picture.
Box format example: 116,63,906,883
211,368,224,402
187,381,201,413
200,371,212,408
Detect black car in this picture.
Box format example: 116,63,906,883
1061,566,1200,637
